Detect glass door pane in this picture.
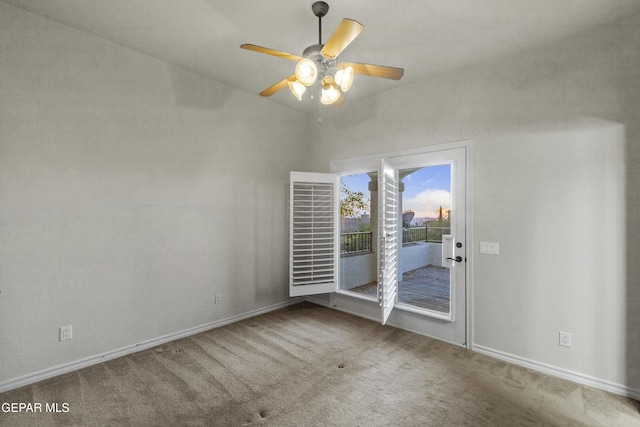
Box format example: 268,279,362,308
339,172,377,299
398,165,452,315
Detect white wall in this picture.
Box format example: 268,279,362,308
310,14,640,394
399,243,443,273
340,254,376,289
0,3,310,386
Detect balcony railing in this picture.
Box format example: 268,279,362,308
403,226,450,245
341,231,372,255
341,226,450,255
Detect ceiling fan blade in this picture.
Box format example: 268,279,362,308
240,44,303,62
259,74,297,97
321,18,364,59
338,62,404,80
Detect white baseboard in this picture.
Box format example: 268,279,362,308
0,298,305,394
473,344,640,402
5,300,637,403
309,297,640,402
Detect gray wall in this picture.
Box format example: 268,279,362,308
0,3,309,385
310,14,640,392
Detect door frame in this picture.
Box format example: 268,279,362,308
329,140,474,349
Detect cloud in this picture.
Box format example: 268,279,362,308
404,189,452,218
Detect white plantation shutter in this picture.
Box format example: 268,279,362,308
289,172,339,297
379,159,399,325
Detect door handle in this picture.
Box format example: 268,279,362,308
447,256,463,263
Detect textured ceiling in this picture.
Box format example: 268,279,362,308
4,0,640,111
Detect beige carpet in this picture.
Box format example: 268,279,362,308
1,302,638,426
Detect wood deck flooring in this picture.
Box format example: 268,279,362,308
348,265,451,313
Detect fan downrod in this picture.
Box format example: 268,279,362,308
312,2,329,45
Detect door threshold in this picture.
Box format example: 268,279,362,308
395,302,453,322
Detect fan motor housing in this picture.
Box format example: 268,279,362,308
302,43,335,77
302,44,323,59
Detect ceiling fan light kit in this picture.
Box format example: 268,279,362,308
295,58,318,86
288,80,307,101
334,65,354,92
320,75,342,105
241,1,403,106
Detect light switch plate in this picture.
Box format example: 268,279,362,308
480,242,499,255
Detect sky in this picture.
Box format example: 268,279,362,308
340,164,452,219
402,165,452,219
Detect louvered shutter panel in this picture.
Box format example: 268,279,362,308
379,159,399,325
289,172,339,297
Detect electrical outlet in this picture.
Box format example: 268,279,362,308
60,325,72,342
215,294,221,304
559,331,571,347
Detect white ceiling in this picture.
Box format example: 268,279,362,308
5,0,640,111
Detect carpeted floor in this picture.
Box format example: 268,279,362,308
1,302,638,426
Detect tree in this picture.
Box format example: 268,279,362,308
340,181,369,220
435,205,450,225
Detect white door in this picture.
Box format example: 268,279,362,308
289,167,400,326
390,147,467,345
289,144,468,343
379,159,399,325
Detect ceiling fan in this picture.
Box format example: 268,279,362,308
240,1,404,105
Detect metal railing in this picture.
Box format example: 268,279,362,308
340,231,372,255
402,226,450,245
340,227,450,254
